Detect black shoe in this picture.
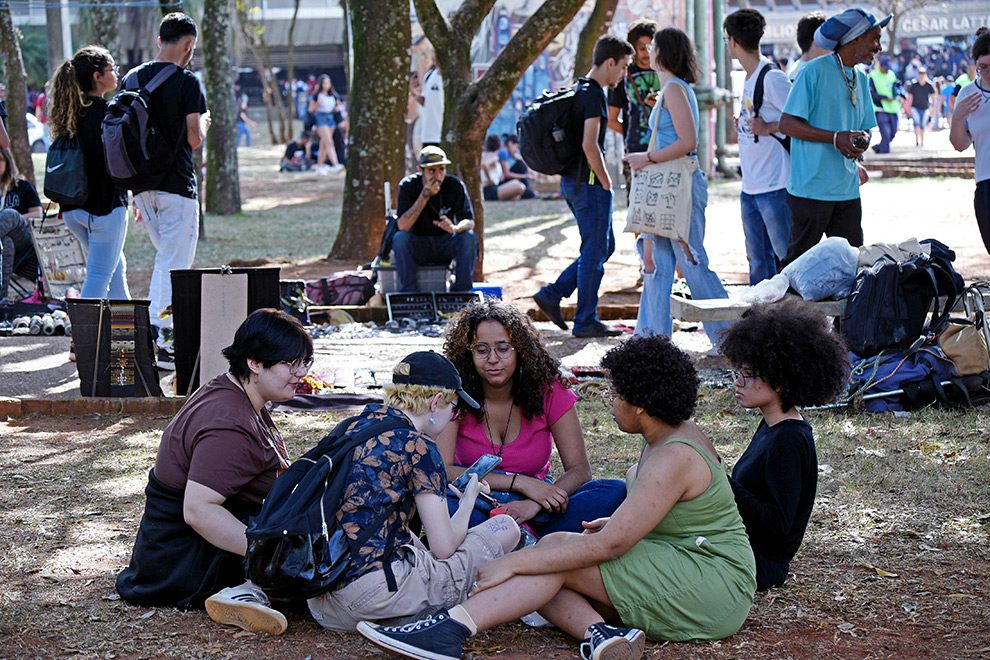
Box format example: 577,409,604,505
356,607,470,660
580,622,646,660
533,290,568,330
573,322,622,338
156,347,176,371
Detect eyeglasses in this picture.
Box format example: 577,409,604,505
280,356,314,373
732,369,757,387
978,63,990,74
105,64,119,75
471,342,515,360
723,35,732,44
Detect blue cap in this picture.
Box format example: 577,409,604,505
814,8,892,51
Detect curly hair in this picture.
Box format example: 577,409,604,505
0,149,19,196
443,299,569,422
653,27,699,84
718,299,850,411
48,46,113,139
600,335,698,426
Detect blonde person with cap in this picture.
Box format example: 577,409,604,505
394,146,477,292
778,7,891,265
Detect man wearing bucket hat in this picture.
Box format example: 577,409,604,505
394,146,477,292
868,54,901,153
779,8,891,265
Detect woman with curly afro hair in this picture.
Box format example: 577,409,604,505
719,299,849,590
356,335,755,660
440,300,625,537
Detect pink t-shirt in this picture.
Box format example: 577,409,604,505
454,380,578,480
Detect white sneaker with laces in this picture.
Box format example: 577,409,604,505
205,585,287,635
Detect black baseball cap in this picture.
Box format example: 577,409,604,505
393,351,480,409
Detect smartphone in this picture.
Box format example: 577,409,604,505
451,453,502,492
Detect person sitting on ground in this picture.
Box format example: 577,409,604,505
481,134,526,201
0,148,42,301
296,351,519,632
718,299,849,591
357,335,757,660
116,309,313,635
394,146,477,292
498,134,536,198
280,130,315,172
439,300,626,536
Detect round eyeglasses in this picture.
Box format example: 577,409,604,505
280,356,314,373
471,342,515,360
732,369,756,387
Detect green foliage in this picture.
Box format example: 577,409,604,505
0,25,46,90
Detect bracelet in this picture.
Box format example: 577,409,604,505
509,474,518,492
832,131,839,150
646,150,657,164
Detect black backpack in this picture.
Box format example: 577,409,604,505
102,63,181,191
516,78,591,175
43,135,88,205
244,415,409,599
841,240,964,357
752,64,790,153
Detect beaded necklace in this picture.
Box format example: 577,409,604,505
834,52,857,108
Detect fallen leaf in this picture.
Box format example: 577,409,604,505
901,602,917,613
837,622,857,637
949,593,978,600
233,631,256,639
860,561,898,577
138,610,155,619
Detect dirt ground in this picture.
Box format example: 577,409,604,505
3,133,990,659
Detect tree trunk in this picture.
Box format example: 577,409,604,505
413,0,586,277
0,2,34,186
87,0,120,60
45,4,65,74
236,1,289,144
573,0,619,77
203,0,240,215
330,0,409,261
286,0,300,126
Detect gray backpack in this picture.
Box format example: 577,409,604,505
102,64,181,190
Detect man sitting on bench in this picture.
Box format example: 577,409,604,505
394,146,476,292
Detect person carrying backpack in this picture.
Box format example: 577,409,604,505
216,351,519,634
725,9,793,286
531,35,633,338
47,46,130,300
121,12,210,369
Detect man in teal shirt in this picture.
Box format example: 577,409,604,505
779,8,890,265
868,55,900,153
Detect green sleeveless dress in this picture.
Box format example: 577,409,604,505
599,438,757,641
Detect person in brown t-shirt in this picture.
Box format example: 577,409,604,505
116,309,313,634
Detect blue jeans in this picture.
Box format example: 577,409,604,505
447,474,626,536
62,206,130,299
236,121,250,147
740,188,791,284
635,169,729,343
134,191,199,345
874,112,897,153
540,178,615,332
391,230,477,292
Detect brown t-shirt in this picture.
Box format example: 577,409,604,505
153,374,280,504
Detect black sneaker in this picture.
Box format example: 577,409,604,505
572,322,622,338
580,623,646,660
534,290,568,330
356,607,470,660
156,347,176,371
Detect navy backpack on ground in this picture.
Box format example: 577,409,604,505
244,415,409,599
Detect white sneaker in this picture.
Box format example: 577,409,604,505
205,585,287,635
315,165,331,175
330,164,345,173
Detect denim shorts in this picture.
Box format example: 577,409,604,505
315,111,336,129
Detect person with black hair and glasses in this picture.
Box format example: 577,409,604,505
116,309,313,634
719,299,849,590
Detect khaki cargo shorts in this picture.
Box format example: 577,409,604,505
307,525,503,632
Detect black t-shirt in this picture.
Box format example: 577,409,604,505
4,179,41,214
396,173,473,237
560,77,608,185
60,97,127,216
283,140,307,161
608,64,660,152
729,418,817,589
125,62,208,198
908,80,936,110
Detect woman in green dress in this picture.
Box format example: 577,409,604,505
356,335,756,660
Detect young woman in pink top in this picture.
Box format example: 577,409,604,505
439,300,625,535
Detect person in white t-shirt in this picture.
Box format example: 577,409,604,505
419,53,444,148
725,8,793,284
787,12,829,83
950,27,990,256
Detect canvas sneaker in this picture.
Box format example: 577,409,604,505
356,607,471,660
155,347,175,371
204,585,287,635
579,622,646,660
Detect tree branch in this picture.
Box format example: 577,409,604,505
450,0,496,39
411,0,451,46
